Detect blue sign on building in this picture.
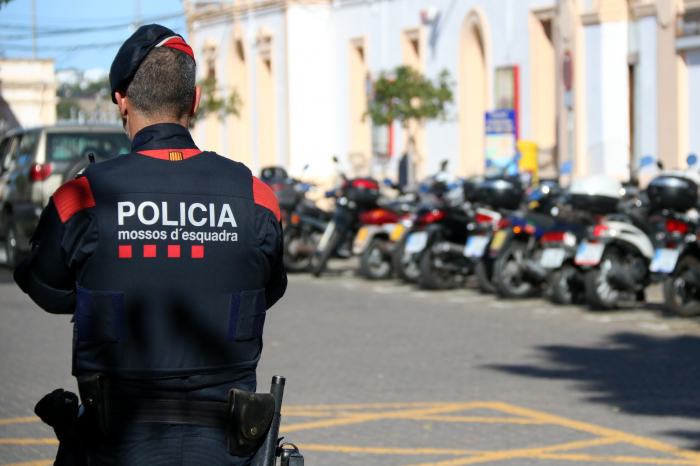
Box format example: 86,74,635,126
485,110,517,171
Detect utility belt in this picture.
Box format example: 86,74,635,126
78,373,278,459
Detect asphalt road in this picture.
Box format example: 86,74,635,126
3,258,700,465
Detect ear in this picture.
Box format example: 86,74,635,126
114,91,129,119
189,85,201,117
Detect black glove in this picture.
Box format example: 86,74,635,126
34,389,81,443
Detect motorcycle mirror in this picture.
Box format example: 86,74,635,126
687,154,698,166
559,161,573,175
639,155,654,168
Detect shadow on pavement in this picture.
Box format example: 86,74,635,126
488,332,700,448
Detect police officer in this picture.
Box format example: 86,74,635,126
14,24,286,465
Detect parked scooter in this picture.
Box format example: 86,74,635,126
351,192,405,280
538,205,598,304
490,182,564,298
311,159,385,276
260,166,331,272
390,176,466,282
577,176,661,309
645,169,700,316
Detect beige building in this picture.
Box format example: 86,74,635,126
186,0,699,182
0,58,57,133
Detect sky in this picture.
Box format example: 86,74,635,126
0,0,187,72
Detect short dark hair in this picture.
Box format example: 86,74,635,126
126,47,196,120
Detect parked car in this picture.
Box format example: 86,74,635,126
0,125,131,268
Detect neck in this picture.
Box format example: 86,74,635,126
126,113,188,140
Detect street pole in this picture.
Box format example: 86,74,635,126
31,0,37,59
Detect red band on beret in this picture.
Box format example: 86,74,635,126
156,36,196,65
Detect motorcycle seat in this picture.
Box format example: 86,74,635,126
298,200,333,220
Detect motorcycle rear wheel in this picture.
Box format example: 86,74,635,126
664,255,700,317
494,241,537,299
584,250,621,310
360,238,393,280
419,247,458,290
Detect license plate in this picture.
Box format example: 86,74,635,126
352,227,371,254
405,231,428,254
540,248,566,268
490,230,508,253
464,236,490,258
317,221,336,251
390,224,405,242
649,248,680,273
574,242,605,266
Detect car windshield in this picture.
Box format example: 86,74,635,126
46,132,131,162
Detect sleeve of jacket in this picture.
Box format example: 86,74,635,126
252,177,287,309
256,205,287,310
13,178,99,314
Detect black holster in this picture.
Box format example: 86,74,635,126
77,373,111,437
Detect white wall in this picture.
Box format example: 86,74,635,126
327,0,552,179
584,21,630,178
191,0,564,180
687,49,700,160
286,4,336,178
637,16,658,168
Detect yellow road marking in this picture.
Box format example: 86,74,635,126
284,402,470,411
410,415,545,425
0,438,57,445
296,444,484,456
296,441,699,465
403,437,625,466
0,417,40,426
4,402,700,466
281,403,487,433
537,453,700,464
486,402,700,462
0,462,53,466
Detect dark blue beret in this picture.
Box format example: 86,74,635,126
109,24,195,104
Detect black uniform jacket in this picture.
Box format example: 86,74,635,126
14,123,286,391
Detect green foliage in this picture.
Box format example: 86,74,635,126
366,66,454,131
57,78,110,98
190,77,242,127
56,98,80,120
0,0,13,9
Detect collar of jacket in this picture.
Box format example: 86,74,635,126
130,123,200,153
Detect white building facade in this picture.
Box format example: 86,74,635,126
186,0,696,182
0,59,57,133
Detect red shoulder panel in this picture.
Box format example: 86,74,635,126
252,176,281,222
53,177,96,223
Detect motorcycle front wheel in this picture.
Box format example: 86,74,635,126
392,234,420,282
310,227,343,277
360,238,393,280
584,250,622,310
494,241,537,299
475,258,497,294
550,263,580,305
664,255,700,317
